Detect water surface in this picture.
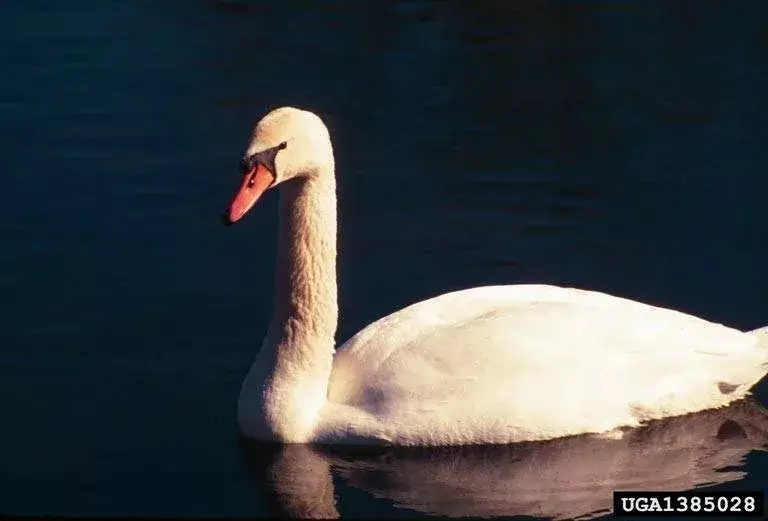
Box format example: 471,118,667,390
1,1,767,518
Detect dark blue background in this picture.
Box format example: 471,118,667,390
1,1,766,517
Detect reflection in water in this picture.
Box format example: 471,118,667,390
241,398,768,520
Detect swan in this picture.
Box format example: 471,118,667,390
221,106,768,446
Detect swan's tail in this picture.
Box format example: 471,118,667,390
749,326,768,372
749,326,768,349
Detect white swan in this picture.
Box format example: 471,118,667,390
222,106,768,446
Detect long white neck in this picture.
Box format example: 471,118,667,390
271,173,338,349
238,164,338,442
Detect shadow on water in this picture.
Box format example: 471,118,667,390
240,398,768,520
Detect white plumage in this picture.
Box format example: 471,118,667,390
326,284,767,445
223,107,768,446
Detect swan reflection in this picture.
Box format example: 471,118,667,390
241,398,768,520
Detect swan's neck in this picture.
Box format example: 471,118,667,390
272,174,338,347
238,167,338,442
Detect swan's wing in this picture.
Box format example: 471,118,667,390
327,285,762,444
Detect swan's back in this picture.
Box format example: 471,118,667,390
326,285,765,445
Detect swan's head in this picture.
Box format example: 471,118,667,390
222,106,333,225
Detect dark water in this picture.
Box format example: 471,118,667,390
2,1,767,518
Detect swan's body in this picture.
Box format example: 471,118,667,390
223,107,768,446
321,285,767,446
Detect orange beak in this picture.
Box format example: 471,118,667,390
222,163,275,226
